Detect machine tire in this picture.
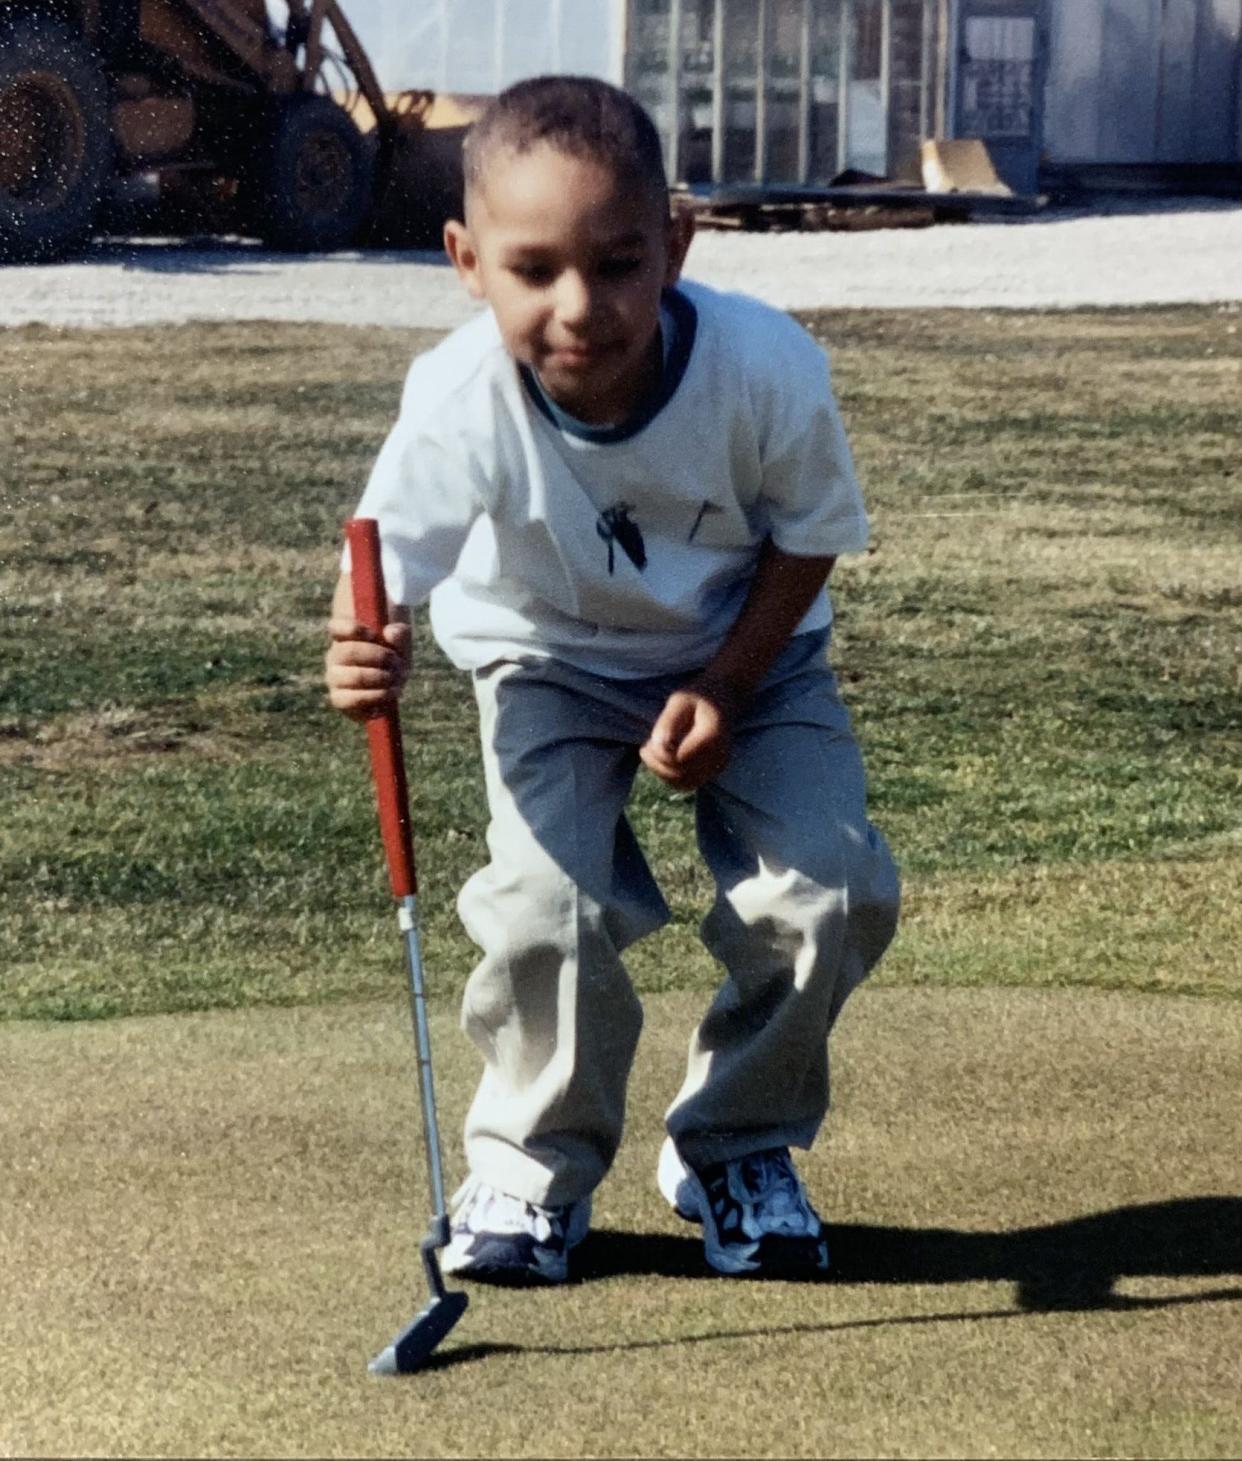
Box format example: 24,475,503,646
247,93,374,251
0,10,111,262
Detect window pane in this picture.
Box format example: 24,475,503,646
721,0,760,180
808,0,842,181
960,16,1037,138
888,0,930,178
847,0,885,173
763,0,805,181
627,0,672,144
676,0,717,183
851,0,883,80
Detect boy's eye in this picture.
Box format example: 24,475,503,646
598,257,642,279
510,263,554,285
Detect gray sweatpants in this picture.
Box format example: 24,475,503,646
456,631,900,1207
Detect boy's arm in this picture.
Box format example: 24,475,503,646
325,572,413,722
695,540,836,708
640,541,835,791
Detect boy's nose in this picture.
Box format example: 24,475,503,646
554,271,595,329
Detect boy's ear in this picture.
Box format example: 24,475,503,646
444,219,486,300
663,208,695,286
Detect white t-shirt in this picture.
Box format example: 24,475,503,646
347,279,870,677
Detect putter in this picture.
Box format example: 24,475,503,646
346,517,469,1376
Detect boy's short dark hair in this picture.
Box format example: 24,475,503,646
463,75,669,213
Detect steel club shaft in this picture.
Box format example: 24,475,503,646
346,516,468,1375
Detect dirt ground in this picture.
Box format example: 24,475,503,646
3,986,1239,1458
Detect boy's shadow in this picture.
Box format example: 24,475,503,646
422,1195,1240,1371
570,1194,1242,1313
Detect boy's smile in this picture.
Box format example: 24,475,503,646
445,144,693,426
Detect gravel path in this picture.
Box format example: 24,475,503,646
3,198,1240,327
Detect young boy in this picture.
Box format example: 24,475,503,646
325,76,899,1283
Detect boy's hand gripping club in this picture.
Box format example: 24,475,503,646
346,517,468,1375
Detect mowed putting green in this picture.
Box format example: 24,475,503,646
3,988,1240,1458
2,307,1240,1456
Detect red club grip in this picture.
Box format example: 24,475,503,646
346,517,417,898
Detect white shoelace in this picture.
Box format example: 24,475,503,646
451,1177,557,1242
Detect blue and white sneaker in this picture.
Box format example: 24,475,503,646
441,1176,591,1285
658,1137,830,1277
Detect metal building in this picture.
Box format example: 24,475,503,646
625,0,1242,194
339,0,1242,194
1042,0,1242,180
624,0,933,186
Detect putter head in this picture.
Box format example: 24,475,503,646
368,1290,469,1375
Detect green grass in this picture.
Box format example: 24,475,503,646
2,309,1240,1020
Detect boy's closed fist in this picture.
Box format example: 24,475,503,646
324,618,411,721
640,683,738,791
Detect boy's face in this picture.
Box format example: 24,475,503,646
445,144,693,425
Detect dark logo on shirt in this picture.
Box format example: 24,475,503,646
597,503,646,574
687,500,723,543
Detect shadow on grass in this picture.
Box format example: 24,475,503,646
418,1196,1242,1371
572,1195,1242,1306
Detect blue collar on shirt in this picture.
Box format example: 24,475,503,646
519,286,698,444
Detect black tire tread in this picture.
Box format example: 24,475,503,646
0,10,110,262
245,93,374,252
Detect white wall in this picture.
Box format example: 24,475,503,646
1044,0,1242,162
1195,0,1242,159
335,0,626,94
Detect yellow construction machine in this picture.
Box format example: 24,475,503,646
0,0,439,259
